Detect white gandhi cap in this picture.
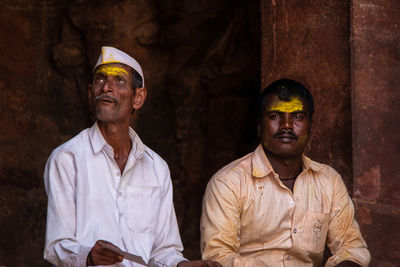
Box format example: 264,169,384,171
93,46,144,87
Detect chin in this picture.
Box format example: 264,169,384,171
263,147,302,159
280,153,302,159
96,111,118,122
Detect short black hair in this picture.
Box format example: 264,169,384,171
131,69,143,89
259,79,314,119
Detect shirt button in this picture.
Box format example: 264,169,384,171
118,191,123,197
289,200,295,205
286,255,291,261
119,212,123,217
293,228,297,234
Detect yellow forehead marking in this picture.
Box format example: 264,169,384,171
269,98,303,113
96,65,128,76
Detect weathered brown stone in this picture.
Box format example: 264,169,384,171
355,201,400,266
0,0,260,264
261,0,353,190
1,0,398,266
354,165,381,202
260,0,399,266
352,0,400,265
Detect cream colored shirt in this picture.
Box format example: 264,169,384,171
44,122,186,267
201,145,370,267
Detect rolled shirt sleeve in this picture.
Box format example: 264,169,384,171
325,173,371,267
44,150,91,267
201,172,243,266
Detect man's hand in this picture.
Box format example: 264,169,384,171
177,260,223,267
86,240,123,266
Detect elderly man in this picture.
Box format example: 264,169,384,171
200,79,370,266
44,46,221,267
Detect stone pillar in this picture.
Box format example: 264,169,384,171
260,0,353,187
351,0,400,265
261,0,400,265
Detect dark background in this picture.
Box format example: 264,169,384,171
0,0,398,266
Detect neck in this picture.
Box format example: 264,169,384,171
264,150,303,179
97,120,132,172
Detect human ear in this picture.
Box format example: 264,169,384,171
88,84,94,105
133,87,147,110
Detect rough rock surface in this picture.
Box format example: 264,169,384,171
0,0,260,265
261,0,353,189
351,0,400,265
0,0,398,266
261,0,400,266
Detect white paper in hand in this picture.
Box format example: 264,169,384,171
100,242,147,266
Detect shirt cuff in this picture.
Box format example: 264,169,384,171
172,257,188,267
148,257,187,267
78,245,92,266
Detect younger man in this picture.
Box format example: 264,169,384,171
201,79,370,266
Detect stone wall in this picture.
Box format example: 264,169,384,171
261,0,400,266
0,0,398,266
261,1,352,187
351,0,400,265
0,0,260,265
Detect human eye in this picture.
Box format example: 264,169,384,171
293,113,304,120
268,113,280,120
115,77,126,86
94,75,105,85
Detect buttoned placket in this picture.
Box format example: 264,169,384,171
103,145,125,226
290,176,299,239
116,152,141,232
283,253,294,267
108,141,142,257
116,168,123,225
116,164,131,230
273,173,298,242
289,171,312,254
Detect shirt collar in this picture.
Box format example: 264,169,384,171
302,154,322,172
251,144,321,178
89,121,148,160
251,144,274,178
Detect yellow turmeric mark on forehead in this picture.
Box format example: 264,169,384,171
96,65,128,76
269,98,303,113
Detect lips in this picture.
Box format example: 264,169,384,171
95,95,117,104
274,132,298,143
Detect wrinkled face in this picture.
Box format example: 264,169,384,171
89,63,135,123
259,93,311,159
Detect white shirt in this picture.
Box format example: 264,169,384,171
44,122,186,267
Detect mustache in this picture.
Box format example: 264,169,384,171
95,95,117,103
274,130,298,139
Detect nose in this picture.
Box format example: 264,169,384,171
101,78,113,93
280,113,293,130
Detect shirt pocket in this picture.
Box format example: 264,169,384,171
123,186,160,233
301,210,330,253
